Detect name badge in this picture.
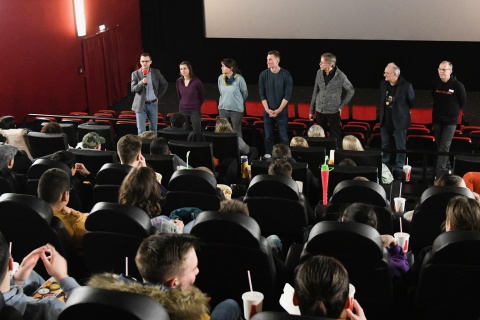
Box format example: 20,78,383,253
449,89,454,93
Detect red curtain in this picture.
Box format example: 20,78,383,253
83,26,126,114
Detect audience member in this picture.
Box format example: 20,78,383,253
37,168,87,251
52,150,94,184
341,203,409,278
1,234,80,320
0,115,33,161
77,132,105,150
150,137,190,169
88,234,242,320
342,135,394,184
293,255,366,319
40,122,63,134
0,144,27,193
118,166,181,233
164,112,188,132
214,119,251,156
290,137,309,148
307,124,325,138
338,158,357,167
271,143,320,209
463,171,480,196
139,131,157,140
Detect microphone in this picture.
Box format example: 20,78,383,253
142,68,148,78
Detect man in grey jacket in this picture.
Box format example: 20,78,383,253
131,53,168,134
309,53,355,147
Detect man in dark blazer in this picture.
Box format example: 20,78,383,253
379,63,415,174
131,53,168,134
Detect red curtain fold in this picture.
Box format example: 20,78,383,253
83,26,126,114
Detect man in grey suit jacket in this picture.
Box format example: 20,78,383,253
131,53,168,134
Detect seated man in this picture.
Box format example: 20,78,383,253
163,113,187,132
150,137,190,169
118,134,167,200
0,233,80,320
76,132,105,150
88,233,242,320
0,144,27,194
268,158,316,224
271,143,320,209
37,168,87,252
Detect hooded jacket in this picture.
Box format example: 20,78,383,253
88,273,210,320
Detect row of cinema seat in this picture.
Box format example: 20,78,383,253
1,185,479,319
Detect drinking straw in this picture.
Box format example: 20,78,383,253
125,257,128,276
186,151,191,169
324,156,328,165
399,182,402,198
248,270,253,292
406,157,409,166
400,215,403,233
9,242,12,254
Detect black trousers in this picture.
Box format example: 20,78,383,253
316,111,342,147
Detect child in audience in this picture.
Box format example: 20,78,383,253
0,232,80,320
290,136,309,148
293,255,366,319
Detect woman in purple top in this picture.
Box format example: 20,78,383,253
176,61,205,131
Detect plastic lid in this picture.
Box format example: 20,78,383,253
321,164,329,171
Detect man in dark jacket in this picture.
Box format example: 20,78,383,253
432,61,466,177
379,63,415,174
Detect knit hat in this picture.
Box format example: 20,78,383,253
82,132,106,149
0,144,18,168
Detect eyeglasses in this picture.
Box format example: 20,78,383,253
140,60,151,63
438,68,451,71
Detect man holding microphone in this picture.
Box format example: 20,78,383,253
131,53,168,134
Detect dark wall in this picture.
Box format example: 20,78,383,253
140,0,480,91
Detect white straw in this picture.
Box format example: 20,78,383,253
406,157,409,166
399,183,402,198
400,216,403,233
9,242,12,254
125,257,128,276
186,151,191,169
248,270,253,292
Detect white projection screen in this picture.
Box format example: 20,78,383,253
204,0,480,41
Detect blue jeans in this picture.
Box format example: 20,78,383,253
210,299,242,320
380,126,407,170
136,102,158,134
181,110,201,132
263,110,289,154
219,109,244,139
433,123,456,170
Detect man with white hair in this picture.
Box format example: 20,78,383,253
379,63,415,175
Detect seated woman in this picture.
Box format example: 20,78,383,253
294,255,366,319
342,135,394,184
290,136,309,148
118,166,184,234
214,118,257,160
307,124,325,138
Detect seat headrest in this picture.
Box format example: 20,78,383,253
429,231,480,265
168,169,217,193
331,180,387,206
28,159,71,178
0,193,53,224
191,211,262,248
246,174,299,200
96,163,132,185
305,221,384,259
420,186,474,204
86,202,151,237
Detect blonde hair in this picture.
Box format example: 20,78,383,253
342,135,364,151
290,136,309,148
215,119,233,133
307,125,325,138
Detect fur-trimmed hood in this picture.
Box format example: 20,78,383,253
88,273,210,320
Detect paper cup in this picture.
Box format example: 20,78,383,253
217,184,232,200
394,232,410,253
347,283,355,311
242,291,264,320
394,197,406,213
403,165,412,182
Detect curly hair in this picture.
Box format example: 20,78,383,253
118,166,162,218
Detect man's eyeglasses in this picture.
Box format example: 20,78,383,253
140,60,151,63
438,68,451,72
